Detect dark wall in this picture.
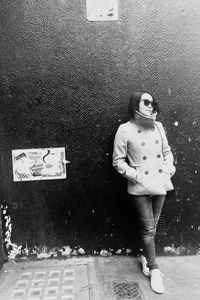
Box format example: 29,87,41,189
1,0,200,255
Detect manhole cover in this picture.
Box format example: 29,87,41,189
113,282,143,299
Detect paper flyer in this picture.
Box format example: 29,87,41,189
86,0,118,21
12,147,67,182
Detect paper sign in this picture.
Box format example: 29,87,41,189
86,0,119,21
12,147,67,182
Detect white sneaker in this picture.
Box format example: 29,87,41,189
150,269,165,294
140,255,150,276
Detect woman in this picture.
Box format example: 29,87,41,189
112,92,176,294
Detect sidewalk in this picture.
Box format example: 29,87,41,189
0,255,199,300
95,255,200,300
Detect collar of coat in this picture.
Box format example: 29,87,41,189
133,110,157,129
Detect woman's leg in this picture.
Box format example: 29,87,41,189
128,194,158,270
151,195,166,236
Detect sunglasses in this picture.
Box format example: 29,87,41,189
141,99,156,107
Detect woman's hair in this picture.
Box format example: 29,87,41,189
128,91,160,119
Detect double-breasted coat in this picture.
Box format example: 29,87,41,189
112,113,176,196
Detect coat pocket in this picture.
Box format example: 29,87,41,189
163,165,171,178
134,167,145,183
162,166,174,191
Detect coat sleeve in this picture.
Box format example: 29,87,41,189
112,125,137,182
158,122,176,177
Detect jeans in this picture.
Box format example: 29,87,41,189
128,194,166,270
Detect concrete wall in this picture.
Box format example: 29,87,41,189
1,0,200,257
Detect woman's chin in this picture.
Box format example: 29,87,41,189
141,112,152,117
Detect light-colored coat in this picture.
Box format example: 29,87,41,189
112,119,176,196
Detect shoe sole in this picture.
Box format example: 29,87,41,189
150,285,165,294
143,269,150,276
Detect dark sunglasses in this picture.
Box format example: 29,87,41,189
141,99,156,107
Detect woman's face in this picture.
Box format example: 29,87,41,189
139,93,154,117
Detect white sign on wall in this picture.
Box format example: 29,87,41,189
12,147,68,182
86,0,119,21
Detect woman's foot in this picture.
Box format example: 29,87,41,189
140,255,150,276
150,269,165,294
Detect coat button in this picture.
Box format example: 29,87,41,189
155,140,159,144
143,156,147,160
157,154,161,158
159,169,163,173
145,171,149,175
138,129,142,133
141,142,145,146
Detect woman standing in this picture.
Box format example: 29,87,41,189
112,92,176,294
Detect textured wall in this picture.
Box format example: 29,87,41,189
1,0,200,257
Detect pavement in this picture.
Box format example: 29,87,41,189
0,255,200,300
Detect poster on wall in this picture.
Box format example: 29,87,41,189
12,147,67,182
86,0,119,21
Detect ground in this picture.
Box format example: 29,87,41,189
0,255,200,299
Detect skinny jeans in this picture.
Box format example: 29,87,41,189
128,194,165,270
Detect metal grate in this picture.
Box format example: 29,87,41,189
113,282,143,299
